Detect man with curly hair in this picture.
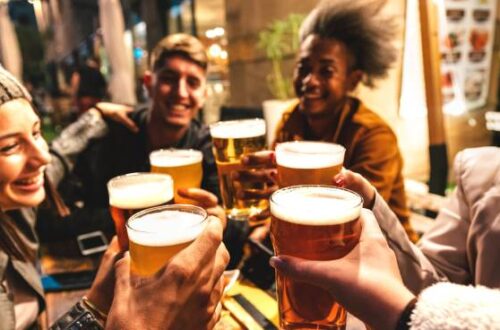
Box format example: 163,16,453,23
274,0,417,240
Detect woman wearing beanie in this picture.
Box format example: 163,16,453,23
0,66,228,329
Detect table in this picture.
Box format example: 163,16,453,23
40,241,367,329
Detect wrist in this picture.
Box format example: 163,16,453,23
82,296,108,323
395,297,417,330
85,289,111,315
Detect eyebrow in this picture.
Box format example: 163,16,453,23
298,58,336,65
0,132,20,140
0,120,40,140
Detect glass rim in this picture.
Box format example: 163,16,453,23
149,148,203,164
107,172,173,190
275,141,346,155
126,204,208,234
149,148,203,157
270,184,363,210
209,117,266,130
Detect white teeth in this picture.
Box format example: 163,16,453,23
172,105,188,110
16,175,42,185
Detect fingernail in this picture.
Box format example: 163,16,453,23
241,156,249,165
334,177,345,187
269,256,282,268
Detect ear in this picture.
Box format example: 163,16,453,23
346,70,363,91
143,70,153,94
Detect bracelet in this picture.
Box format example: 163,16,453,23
395,297,417,330
49,301,103,330
82,296,108,322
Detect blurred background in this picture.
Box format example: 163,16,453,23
0,0,498,193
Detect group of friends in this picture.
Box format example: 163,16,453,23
0,0,499,329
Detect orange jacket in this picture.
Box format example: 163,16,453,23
274,97,417,242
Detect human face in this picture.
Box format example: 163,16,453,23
293,35,361,118
0,99,50,211
148,55,207,128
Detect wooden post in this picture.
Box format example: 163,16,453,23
419,0,448,195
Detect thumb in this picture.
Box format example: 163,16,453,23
359,209,385,241
270,255,338,291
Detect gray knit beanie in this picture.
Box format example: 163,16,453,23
0,65,32,107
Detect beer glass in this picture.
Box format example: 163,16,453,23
127,204,207,276
210,118,267,221
275,141,345,187
270,185,363,329
107,173,174,251
150,149,203,204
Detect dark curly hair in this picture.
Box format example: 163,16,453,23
299,0,398,87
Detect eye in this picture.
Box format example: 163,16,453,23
319,66,335,78
0,141,20,154
158,71,178,84
33,129,42,139
187,76,201,89
296,63,311,77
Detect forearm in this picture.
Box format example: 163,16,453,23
47,109,108,185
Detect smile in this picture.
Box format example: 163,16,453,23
13,173,44,192
170,104,190,111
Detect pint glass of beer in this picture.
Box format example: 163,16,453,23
127,204,207,276
210,118,267,220
275,141,345,187
150,149,203,204
270,185,363,329
107,173,174,251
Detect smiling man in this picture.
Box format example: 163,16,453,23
274,0,417,241
38,34,221,240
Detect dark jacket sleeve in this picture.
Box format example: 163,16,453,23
37,113,115,242
197,125,221,199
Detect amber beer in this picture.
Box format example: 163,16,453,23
150,149,203,204
275,141,345,187
270,186,363,329
210,118,267,221
107,173,174,251
127,205,207,276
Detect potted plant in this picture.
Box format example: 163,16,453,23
258,13,304,145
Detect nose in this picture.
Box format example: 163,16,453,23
176,79,189,98
302,72,320,90
27,138,51,168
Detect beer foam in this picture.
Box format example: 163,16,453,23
127,211,205,246
109,181,174,209
210,119,266,139
276,142,345,169
270,187,361,225
150,150,203,167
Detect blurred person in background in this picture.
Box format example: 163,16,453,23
70,56,107,115
38,34,225,244
240,0,417,243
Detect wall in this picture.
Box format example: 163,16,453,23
226,0,316,106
